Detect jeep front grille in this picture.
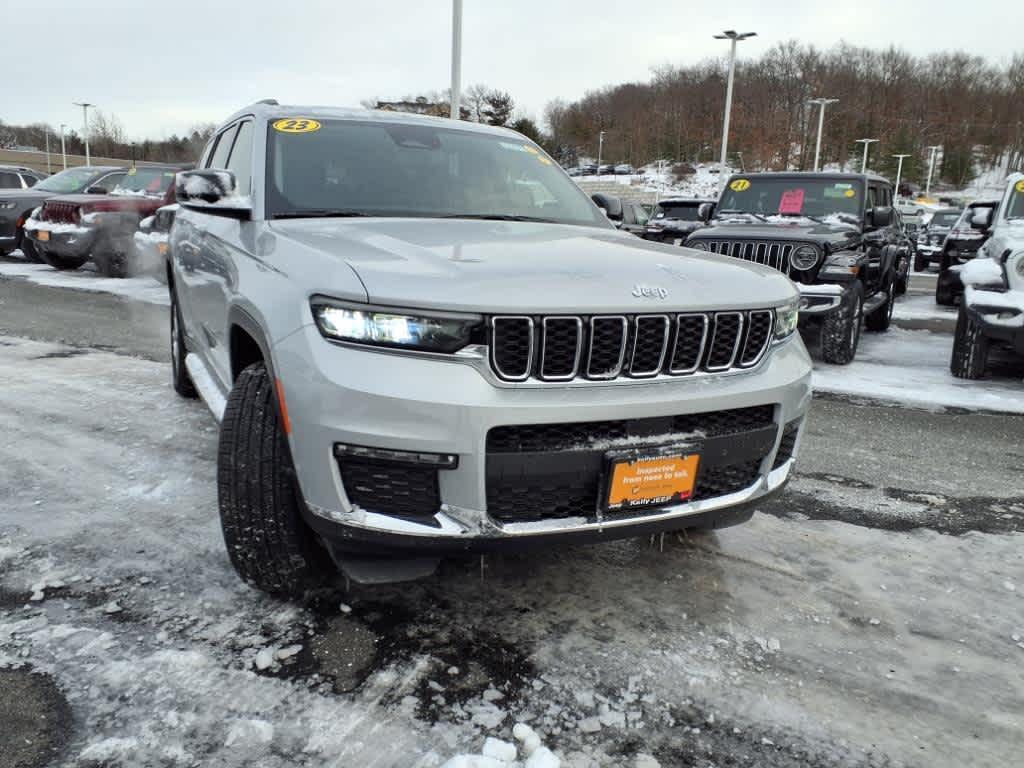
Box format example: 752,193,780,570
698,240,799,275
489,310,774,382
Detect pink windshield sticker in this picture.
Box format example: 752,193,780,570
779,189,805,214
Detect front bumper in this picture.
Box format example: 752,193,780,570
25,223,97,258
966,297,1024,355
273,324,812,553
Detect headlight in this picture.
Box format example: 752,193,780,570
311,299,481,353
774,300,799,341
689,241,709,251
789,245,819,271
0,201,17,210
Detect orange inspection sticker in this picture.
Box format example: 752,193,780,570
606,453,700,511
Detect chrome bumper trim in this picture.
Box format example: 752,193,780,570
307,459,794,539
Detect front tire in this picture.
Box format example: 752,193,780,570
820,284,863,365
218,362,333,596
950,303,989,379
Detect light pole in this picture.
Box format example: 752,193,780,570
59,124,67,169
596,131,606,177
449,0,462,120
925,145,941,199
892,154,910,201
855,138,878,173
807,97,838,172
714,30,756,190
73,102,94,165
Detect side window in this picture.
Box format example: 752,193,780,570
93,172,125,192
0,171,20,188
225,120,254,196
207,125,238,170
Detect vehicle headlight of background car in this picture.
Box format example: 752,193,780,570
789,244,819,271
312,298,482,353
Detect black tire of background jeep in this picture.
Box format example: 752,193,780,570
169,286,197,399
38,248,88,271
92,245,130,278
19,231,42,262
865,273,895,332
950,303,989,379
218,362,334,596
821,283,863,365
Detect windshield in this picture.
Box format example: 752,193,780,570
654,202,701,221
718,177,864,218
932,211,961,227
265,118,607,226
34,167,103,194
112,168,175,197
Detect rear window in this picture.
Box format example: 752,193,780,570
653,202,701,221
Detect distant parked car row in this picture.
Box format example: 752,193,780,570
0,162,190,277
567,163,635,176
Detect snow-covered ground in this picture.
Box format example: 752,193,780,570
1,334,1023,768
0,253,168,305
810,326,1023,413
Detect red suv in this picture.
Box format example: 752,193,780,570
25,163,189,277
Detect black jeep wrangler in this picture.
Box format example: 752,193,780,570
685,172,909,364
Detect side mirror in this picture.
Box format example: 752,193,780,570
85,185,107,194
698,202,715,222
867,206,893,228
175,170,251,220
591,193,623,222
970,208,992,230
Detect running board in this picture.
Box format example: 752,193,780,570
863,290,889,315
185,353,226,422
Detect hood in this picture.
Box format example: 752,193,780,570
690,216,861,250
268,218,796,314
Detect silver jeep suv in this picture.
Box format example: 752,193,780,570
168,102,811,593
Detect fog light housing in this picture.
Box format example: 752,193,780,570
333,444,458,469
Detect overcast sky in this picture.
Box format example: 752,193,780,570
5,0,1022,141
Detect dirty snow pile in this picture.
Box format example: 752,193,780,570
440,726,560,768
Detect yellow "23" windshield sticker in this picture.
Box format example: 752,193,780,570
272,118,321,134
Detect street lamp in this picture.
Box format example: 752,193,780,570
925,145,941,199
892,154,911,201
807,97,839,172
596,131,606,177
449,0,462,120
714,30,756,190
59,124,67,169
855,138,879,173
73,102,94,165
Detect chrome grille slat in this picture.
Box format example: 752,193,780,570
490,309,775,383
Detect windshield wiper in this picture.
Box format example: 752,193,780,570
439,213,558,223
717,209,768,222
272,209,373,219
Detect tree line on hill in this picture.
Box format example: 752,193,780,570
543,42,1024,188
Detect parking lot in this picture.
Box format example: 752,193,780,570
1,260,1021,768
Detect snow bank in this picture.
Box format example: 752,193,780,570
0,259,169,305
811,327,1023,412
